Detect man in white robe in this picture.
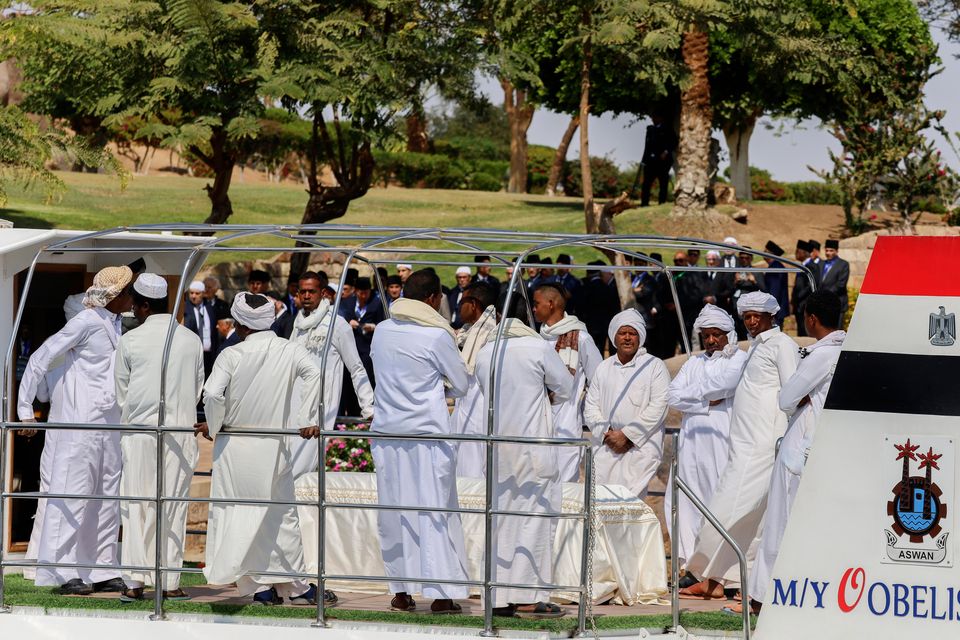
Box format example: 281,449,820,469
369,269,470,614
475,316,572,618
196,292,328,606
746,290,845,612
681,291,798,599
17,266,134,594
114,273,205,601
534,284,603,482
287,271,374,478
451,281,499,478
24,293,85,581
664,304,747,573
583,310,670,498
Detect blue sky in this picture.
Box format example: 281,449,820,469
476,27,960,182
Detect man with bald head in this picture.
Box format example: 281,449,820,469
534,283,603,482
681,291,798,601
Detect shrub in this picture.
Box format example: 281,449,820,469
434,136,507,161
749,167,791,202
526,145,557,194
470,172,502,192
564,155,623,198
372,151,468,189
787,181,843,205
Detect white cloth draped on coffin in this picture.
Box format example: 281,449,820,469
295,472,668,605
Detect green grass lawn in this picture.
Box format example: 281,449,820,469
1,172,680,269
2,574,754,633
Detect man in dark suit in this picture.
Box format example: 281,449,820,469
215,307,240,352
446,267,472,329
471,255,500,295
807,239,822,270
269,292,295,339
184,280,219,377
203,276,230,322
555,254,581,315
339,277,385,382
640,113,677,207
816,239,850,319
284,273,300,316
762,240,790,327
701,250,735,316
577,261,621,356
791,239,814,336
246,269,271,295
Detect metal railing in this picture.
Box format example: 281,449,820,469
0,225,815,638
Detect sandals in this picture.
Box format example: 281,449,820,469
514,602,565,619
724,600,762,616
390,593,416,612
678,579,725,600
163,589,192,601
429,599,463,615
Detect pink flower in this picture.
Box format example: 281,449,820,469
333,463,341,472
869,214,878,220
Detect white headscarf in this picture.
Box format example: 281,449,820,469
736,291,780,317
693,303,738,357
63,293,86,321
82,265,133,308
231,292,275,330
607,309,647,352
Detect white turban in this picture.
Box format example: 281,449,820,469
231,292,275,330
188,280,205,293
608,308,647,350
706,250,721,260
693,303,738,355
83,265,133,308
63,293,86,321
134,273,168,299
737,291,780,317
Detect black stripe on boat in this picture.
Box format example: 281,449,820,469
824,351,960,416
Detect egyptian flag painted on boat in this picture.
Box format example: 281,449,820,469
756,236,960,640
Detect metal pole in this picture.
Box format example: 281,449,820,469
0,250,42,614
481,253,527,638
313,249,357,628
670,431,680,631
151,249,200,621
575,446,592,638
677,477,751,640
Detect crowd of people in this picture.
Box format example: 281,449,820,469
13,235,851,618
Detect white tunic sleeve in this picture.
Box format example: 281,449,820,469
333,317,374,419
579,332,604,382
17,315,89,420
779,349,832,414
582,360,607,436
543,342,574,402
202,348,239,437
435,333,470,399
667,359,708,415
292,343,324,428
622,359,670,446
698,351,747,402
114,336,131,413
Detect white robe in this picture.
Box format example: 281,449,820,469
115,315,204,590
369,319,470,599
750,331,843,602
475,336,573,607
202,331,322,597
23,363,67,581
451,377,487,478
664,348,747,565
17,307,123,586
287,310,374,478
685,327,798,587
541,331,603,482
583,351,670,498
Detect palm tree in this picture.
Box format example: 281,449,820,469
673,27,712,216
918,447,942,520
895,439,920,513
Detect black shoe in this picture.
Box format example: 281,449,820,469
59,578,93,596
324,589,338,606
289,584,317,606
253,587,282,606
678,573,700,590
93,577,126,593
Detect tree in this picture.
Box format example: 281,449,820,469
262,0,482,275
6,1,282,224
545,116,578,196
0,105,125,207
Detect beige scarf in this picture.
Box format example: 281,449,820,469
390,298,457,341
457,305,497,375
486,318,541,342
